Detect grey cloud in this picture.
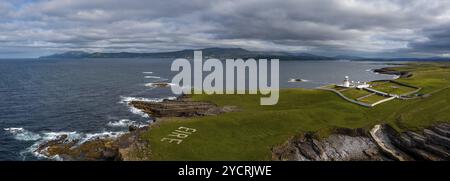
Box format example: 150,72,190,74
0,0,450,58
408,24,450,54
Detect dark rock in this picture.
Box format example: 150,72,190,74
423,129,450,149
373,68,412,78
272,131,387,161
372,124,450,161
274,123,450,161
129,98,237,118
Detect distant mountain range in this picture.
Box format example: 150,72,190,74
39,47,450,61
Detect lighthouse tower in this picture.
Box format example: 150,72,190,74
343,76,350,87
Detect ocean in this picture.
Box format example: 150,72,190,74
0,58,398,160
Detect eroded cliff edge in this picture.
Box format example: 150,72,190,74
272,124,450,161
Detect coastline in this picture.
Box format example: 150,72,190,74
33,62,450,161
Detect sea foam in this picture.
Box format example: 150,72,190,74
119,96,177,118
3,127,41,141
144,76,161,79
107,119,147,128
21,130,126,160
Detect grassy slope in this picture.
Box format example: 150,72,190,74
341,88,371,100
370,81,417,95
359,94,387,104
141,62,450,160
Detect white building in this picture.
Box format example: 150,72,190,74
337,76,371,89
343,76,351,87
356,83,370,89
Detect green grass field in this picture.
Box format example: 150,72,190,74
140,62,450,160
358,94,388,104
370,81,417,95
341,88,372,100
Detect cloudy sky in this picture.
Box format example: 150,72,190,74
1,0,450,58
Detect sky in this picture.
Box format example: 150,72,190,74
1,0,450,58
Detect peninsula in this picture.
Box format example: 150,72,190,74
36,62,450,161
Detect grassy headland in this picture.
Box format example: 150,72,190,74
140,62,450,160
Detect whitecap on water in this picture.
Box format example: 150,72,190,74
119,96,176,104
107,119,147,128
3,127,41,141
81,131,126,144
119,96,175,118
142,72,153,74
129,106,150,118
144,76,161,79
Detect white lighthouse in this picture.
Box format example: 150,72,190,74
343,76,351,88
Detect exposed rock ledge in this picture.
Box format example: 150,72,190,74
129,95,237,118
373,67,412,78
35,126,151,161
272,124,450,161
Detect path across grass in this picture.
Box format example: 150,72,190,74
140,62,450,160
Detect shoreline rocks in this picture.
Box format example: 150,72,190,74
34,126,151,161
34,97,235,161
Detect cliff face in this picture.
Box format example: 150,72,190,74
372,124,450,161
272,124,450,161
272,129,388,161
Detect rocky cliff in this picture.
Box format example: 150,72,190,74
272,124,450,161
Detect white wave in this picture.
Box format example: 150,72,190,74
129,106,150,118
3,127,41,141
144,76,161,79
366,69,373,72
142,71,153,74
41,131,81,142
81,131,126,144
107,119,147,128
119,96,176,104
119,96,176,118
23,130,126,160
